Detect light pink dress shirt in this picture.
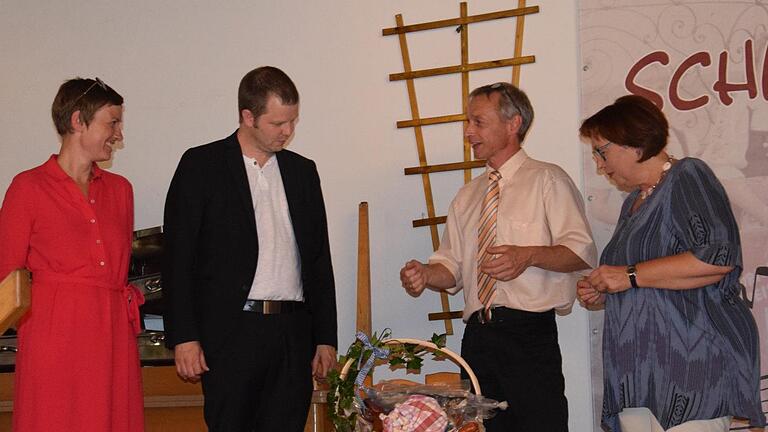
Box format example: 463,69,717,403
429,149,597,320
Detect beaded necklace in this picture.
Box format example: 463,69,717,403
638,156,674,200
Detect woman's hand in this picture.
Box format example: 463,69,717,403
587,265,632,294
576,277,606,308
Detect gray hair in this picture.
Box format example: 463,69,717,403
469,82,534,141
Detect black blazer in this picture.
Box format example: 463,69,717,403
162,131,337,354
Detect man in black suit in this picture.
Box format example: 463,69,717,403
163,66,337,432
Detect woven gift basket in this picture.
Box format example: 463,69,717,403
329,332,485,432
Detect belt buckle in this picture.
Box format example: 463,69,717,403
263,301,280,314
476,308,491,324
481,307,496,324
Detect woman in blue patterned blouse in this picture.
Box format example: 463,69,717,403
577,95,765,432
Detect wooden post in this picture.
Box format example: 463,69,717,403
512,0,528,86
460,2,471,184
356,202,371,336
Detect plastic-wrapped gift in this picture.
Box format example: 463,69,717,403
381,395,448,432
364,382,505,430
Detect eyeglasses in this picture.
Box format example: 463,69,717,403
592,141,613,161
68,77,106,108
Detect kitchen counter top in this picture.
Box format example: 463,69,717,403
0,332,174,373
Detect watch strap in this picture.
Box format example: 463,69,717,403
627,265,639,289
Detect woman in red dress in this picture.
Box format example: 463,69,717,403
0,78,144,431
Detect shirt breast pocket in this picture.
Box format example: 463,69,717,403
497,219,549,246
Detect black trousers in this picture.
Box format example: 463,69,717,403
461,307,568,432
201,310,313,432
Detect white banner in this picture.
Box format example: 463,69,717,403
579,1,768,429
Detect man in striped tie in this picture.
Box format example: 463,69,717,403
400,82,597,432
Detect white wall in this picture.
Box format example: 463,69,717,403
0,1,594,430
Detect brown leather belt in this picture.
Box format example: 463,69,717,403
242,299,304,314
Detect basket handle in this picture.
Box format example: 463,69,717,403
339,338,481,395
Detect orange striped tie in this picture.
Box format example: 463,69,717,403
477,170,501,311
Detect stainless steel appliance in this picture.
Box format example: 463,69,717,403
130,226,164,317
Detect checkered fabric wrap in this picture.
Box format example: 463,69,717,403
381,394,449,432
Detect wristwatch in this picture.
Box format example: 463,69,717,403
626,265,639,289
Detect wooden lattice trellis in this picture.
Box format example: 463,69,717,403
383,1,539,334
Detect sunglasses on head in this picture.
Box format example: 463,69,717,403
490,82,523,118
68,77,107,108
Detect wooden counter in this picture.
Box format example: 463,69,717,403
1,367,330,431
0,366,206,431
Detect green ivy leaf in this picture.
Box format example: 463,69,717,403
347,343,362,359
431,333,447,348
389,356,406,366
406,357,423,371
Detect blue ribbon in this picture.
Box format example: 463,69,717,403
353,332,390,410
